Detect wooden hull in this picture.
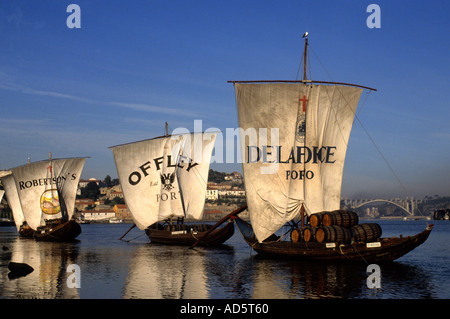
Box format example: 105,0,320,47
234,217,433,263
18,225,36,238
145,221,234,246
34,219,81,242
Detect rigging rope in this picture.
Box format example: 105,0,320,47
308,44,410,197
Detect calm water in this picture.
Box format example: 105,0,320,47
1,220,449,299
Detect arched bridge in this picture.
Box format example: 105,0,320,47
345,198,418,216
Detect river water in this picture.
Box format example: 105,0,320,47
0,220,449,301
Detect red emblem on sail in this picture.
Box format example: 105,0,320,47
299,95,308,112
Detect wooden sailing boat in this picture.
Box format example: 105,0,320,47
111,123,234,246
0,153,86,241
0,189,15,226
0,171,34,236
230,34,433,262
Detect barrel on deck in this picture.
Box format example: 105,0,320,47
309,212,328,227
303,227,326,243
322,210,359,227
290,228,303,243
351,223,382,242
321,225,353,243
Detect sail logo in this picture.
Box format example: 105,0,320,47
296,95,308,142
160,172,175,191
295,115,306,143
128,155,198,186
40,189,61,215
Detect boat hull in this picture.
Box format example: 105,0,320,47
34,219,81,242
234,217,433,263
18,225,36,238
145,221,234,246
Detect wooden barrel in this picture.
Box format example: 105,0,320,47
321,225,352,243
303,227,325,242
290,228,303,243
322,210,359,227
303,227,315,242
351,223,382,242
309,212,328,227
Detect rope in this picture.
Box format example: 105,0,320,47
309,44,410,197
295,46,304,81
351,243,369,264
339,242,369,264
122,233,147,243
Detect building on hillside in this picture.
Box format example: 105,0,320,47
79,209,116,222
109,191,124,200
206,189,219,200
75,199,95,211
224,171,243,183
113,204,131,220
79,178,102,188
218,189,245,197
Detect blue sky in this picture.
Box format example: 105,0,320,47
0,0,448,199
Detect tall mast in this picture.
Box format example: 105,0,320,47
302,31,308,81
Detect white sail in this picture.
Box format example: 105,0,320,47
0,171,25,230
111,132,217,230
8,157,86,230
234,83,362,242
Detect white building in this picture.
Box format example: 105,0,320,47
206,189,219,201
80,210,116,222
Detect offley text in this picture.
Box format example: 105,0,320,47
128,155,198,186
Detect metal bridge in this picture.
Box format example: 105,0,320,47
344,198,418,216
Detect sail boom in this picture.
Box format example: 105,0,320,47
228,80,376,92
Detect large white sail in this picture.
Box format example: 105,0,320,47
0,171,25,231
8,157,86,230
111,132,217,230
234,83,362,242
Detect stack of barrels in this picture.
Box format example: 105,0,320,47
290,210,382,244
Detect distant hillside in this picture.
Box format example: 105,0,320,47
208,169,228,183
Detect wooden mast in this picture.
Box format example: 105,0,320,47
228,31,377,92
301,32,308,226
303,32,308,81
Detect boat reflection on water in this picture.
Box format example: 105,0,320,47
123,244,211,298
0,224,439,299
246,257,435,298
122,241,436,299
0,236,80,298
